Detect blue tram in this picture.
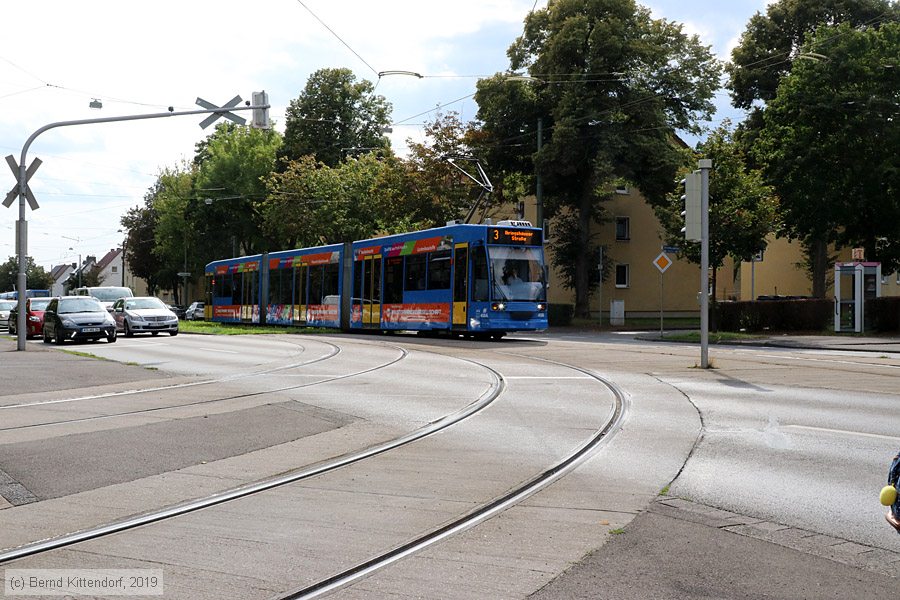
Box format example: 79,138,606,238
204,221,548,337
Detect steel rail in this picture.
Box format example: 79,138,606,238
273,359,627,600
0,353,504,564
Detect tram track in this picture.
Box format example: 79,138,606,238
273,355,627,599
0,350,504,564
0,339,410,433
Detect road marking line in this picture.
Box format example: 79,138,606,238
504,376,594,379
197,347,240,354
784,424,900,442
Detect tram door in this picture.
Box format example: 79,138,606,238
453,243,468,327
359,255,382,326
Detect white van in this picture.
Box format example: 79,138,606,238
74,286,134,309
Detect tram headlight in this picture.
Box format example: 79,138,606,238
491,302,506,311
469,318,481,329
536,303,546,311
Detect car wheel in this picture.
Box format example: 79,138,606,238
43,328,51,343
124,322,134,337
8,319,14,335
107,331,117,343
54,330,65,345
169,330,178,336
151,331,159,336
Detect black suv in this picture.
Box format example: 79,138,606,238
43,296,117,344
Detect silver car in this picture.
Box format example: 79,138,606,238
111,297,179,337
0,300,15,330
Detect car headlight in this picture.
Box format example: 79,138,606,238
28,315,40,322
61,318,77,327
127,312,146,323
105,314,116,325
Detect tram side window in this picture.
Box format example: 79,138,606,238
405,254,427,291
323,263,340,298
309,267,324,304
231,274,242,305
271,268,291,305
428,250,451,290
294,266,307,306
242,272,258,305
472,246,489,301
353,261,363,301
384,257,403,303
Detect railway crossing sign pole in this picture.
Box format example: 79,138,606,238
4,93,270,351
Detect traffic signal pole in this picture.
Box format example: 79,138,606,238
699,158,712,368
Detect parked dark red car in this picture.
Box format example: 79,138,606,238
8,297,52,339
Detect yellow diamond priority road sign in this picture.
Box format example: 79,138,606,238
653,252,672,273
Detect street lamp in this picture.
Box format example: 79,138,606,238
117,229,127,287
68,247,82,288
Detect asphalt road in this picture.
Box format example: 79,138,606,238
1,330,898,599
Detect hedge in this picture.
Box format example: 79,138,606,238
867,296,900,332
548,303,574,326
715,299,833,332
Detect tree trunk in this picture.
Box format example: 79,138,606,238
810,238,828,298
573,194,594,318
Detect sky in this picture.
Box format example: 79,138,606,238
0,0,772,274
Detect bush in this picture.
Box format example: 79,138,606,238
548,303,574,326
868,296,900,332
716,298,832,332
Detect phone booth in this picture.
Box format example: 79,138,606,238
834,262,881,333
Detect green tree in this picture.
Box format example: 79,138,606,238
121,191,163,295
475,0,721,317
262,153,424,249
754,22,900,278
279,68,392,168
727,0,899,296
191,123,283,262
149,166,195,304
655,122,779,299
0,257,53,292
404,112,492,224
726,0,898,109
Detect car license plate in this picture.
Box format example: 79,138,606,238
82,327,100,333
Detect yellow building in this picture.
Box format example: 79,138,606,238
487,189,899,321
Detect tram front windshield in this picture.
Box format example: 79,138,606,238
489,246,546,301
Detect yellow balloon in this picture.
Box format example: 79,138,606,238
880,485,897,506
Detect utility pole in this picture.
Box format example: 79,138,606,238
536,117,543,229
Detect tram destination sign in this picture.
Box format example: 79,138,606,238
488,227,542,246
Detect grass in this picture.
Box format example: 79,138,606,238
661,330,766,343
178,320,331,336
568,316,701,331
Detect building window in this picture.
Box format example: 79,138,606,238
615,217,630,241
615,264,630,288
111,266,118,273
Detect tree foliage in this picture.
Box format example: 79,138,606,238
754,22,900,275
655,123,779,298
0,256,53,292
474,0,721,316
726,0,898,109
262,153,426,249
279,68,392,168
192,123,283,260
